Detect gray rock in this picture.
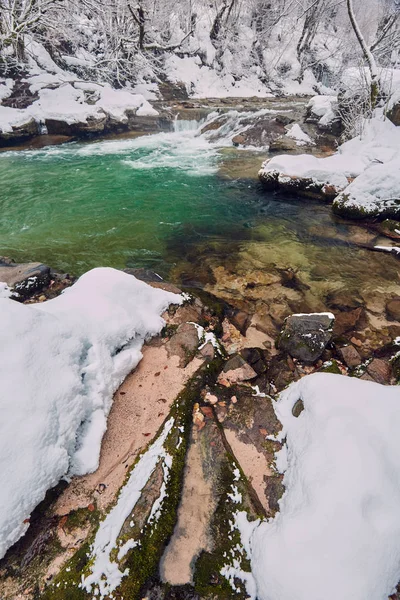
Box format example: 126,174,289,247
0,257,51,298
278,312,335,363
388,101,400,127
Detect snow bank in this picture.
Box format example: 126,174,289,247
252,374,400,600
0,82,158,133
259,114,400,205
259,154,351,190
0,268,181,559
333,157,400,219
164,54,274,99
0,40,158,135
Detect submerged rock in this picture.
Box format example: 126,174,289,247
277,312,335,363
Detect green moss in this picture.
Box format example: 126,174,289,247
318,359,341,374
41,543,91,600
193,455,257,600
161,323,179,338
118,356,224,598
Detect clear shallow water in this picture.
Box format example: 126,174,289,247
0,126,398,304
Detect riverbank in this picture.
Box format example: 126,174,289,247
0,260,399,599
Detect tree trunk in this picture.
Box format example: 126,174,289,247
346,0,380,109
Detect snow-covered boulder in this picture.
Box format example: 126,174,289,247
0,267,182,559
259,115,400,204
258,154,350,201
333,158,400,219
306,95,341,136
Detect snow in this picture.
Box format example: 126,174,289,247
285,124,314,146
251,374,400,600
0,282,11,298
164,54,274,99
307,95,337,118
0,268,182,559
259,114,400,203
82,417,175,598
0,78,14,103
0,40,158,134
333,157,400,217
375,245,400,256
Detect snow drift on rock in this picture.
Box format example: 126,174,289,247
251,373,400,600
333,157,400,218
259,114,400,197
0,268,181,559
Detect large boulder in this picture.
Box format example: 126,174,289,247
45,113,108,136
277,312,335,363
0,117,39,147
0,257,51,298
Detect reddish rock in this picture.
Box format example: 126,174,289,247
386,298,400,321
333,307,363,335
366,359,392,385
338,345,362,368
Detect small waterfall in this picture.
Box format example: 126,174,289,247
172,115,205,133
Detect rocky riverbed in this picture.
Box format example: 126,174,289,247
0,254,398,599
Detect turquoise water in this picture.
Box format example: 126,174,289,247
0,127,398,301
0,130,258,275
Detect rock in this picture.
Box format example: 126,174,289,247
231,310,250,335
240,348,267,375
376,219,400,241
45,113,108,136
166,322,200,366
218,354,257,384
204,392,218,405
277,312,335,363
366,358,392,384
275,114,295,126
388,101,400,127
259,168,345,202
292,399,304,417
269,136,299,153
317,117,342,137
230,116,286,148
386,298,400,321
333,307,364,335
199,342,215,360
232,134,246,146
338,345,362,368
326,291,363,311
0,257,51,298
360,372,376,382
0,117,39,146
200,115,228,135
